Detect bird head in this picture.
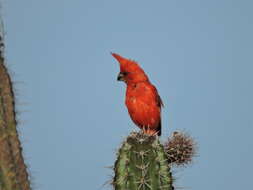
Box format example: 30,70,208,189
111,53,149,84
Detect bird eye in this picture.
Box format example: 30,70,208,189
122,72,129,76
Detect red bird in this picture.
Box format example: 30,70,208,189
112,53,163,136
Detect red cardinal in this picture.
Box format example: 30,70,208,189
112,53,163,136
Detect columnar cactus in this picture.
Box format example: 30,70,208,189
0,16,31,190
113,131,196,190
113,132,174,190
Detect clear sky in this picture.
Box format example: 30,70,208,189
2,0,253,190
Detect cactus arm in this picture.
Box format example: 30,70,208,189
0,12,31,189
0,89,21,190
0,58,31,190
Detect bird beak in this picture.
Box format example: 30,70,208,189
117,72,125,81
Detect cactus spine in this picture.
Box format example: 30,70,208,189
164,131,196,166
113,132,174,190
0,15,31,190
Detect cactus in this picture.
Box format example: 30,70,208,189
164,131,196,166
113,132,174,190
0,15,31,190
112,131,197,190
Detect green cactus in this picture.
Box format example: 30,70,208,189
0,16,31,190
112,131,197,190
113,132,174,190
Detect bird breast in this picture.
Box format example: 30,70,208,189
125,83,161,128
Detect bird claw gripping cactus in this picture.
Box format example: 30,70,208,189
113,132,174,190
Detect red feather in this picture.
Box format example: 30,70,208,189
112,53,163,136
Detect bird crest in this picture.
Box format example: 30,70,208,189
111,53,145,74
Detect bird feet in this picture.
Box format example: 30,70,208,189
142,126,159,136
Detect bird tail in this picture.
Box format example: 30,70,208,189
157,120,161,136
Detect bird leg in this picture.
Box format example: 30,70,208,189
142,125,157,136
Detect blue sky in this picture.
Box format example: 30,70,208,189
2,0,253,189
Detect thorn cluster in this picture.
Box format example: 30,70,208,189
164,131,197,166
